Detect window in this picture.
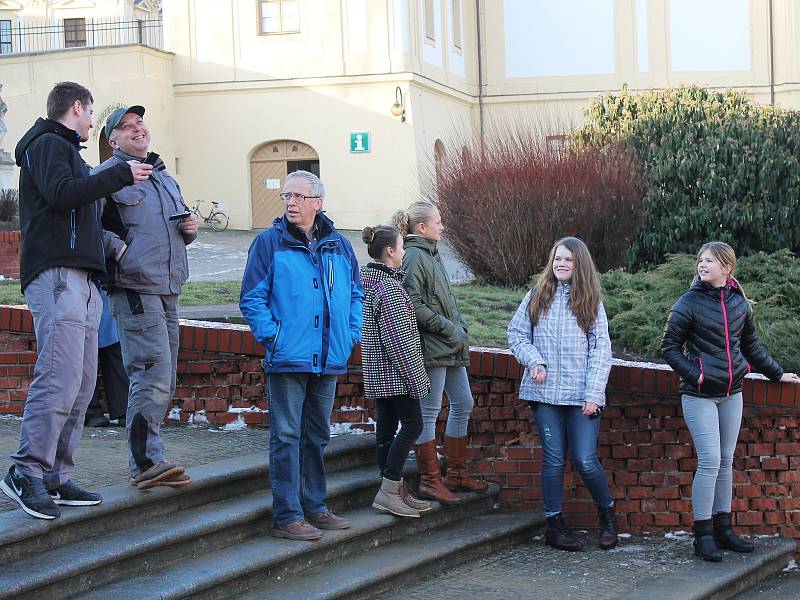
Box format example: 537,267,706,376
63,18,86,48
424,0,435,42
0,21,11,55
259,0,300,34
451,0,461,50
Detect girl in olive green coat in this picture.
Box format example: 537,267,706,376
392,202,488,505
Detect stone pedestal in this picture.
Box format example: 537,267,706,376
0,150,13,190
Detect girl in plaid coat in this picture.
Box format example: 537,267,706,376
508,237,617,551
361,225,432,518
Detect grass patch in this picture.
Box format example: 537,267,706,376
0,280,242,308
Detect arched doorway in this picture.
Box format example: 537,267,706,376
99,130,113,164
250,140,320,229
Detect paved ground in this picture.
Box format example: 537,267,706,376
0,416,796,598
386,532,800,600
186,228,472,284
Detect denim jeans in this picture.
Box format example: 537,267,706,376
681,392,743,520
267,372,337,526
531,402,613,517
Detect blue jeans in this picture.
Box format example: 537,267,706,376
531,402,613,517
267,372,337,526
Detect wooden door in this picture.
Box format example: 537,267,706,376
250,160,286,228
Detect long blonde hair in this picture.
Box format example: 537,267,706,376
528,237,603,332
697,241,750,302
391,201,438,237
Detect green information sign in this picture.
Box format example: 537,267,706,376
350,131,370,153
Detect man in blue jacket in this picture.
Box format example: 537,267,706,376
1,82,150,520
240,170,363,541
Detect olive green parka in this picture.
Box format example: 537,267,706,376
401,235,470,367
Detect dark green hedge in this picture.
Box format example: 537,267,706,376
575,86,800,270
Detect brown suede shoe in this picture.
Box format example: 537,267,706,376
272,519,323,541
133,462,186,491
307,511,351,530
443,435,488,492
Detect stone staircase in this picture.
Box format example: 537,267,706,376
0,434,544,600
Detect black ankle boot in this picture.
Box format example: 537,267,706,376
693,519,722,562
545,513,583,551
597,505,619,549
713,512,754,553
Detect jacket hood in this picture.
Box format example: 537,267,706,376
689,275,743,297
15,118,80,166
404,234,438,254
360,262,404,293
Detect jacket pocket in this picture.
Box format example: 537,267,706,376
117,233,162,288
112,187,146,228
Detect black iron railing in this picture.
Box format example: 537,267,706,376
0,18,163,55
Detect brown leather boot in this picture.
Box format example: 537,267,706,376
443,435,488,492
415,441,462,505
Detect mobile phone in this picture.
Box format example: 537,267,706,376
143,152,160,166
169,211,191,221
589,406,605,419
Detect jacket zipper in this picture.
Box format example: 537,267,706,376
328,256,335,292
554,285,565,403
696,356,704,394
720,289,734,396
268,321,282,367
69,209,77,250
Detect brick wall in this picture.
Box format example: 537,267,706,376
1,305,799,545
0,231,20,280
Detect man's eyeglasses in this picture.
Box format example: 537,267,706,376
280,192,321,204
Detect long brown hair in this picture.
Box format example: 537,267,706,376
528,237,603,332
697,241,751,302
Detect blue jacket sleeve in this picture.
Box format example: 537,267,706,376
343,238,364,344
239,234,279,345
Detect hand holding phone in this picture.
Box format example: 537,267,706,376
169,211,192,221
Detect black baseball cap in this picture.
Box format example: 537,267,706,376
104,105,145,139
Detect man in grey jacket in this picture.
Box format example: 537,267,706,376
92,105,198,490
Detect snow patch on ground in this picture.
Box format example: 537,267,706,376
0,414,22,421
189,410,210,425
617,533,632,538
664,531,690,540
330,419,375,436
168,407,182,421
783,559,798,572
222,416,248,431
338,405,366,412
228,406,266,413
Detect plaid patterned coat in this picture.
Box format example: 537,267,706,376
507,283,612,407
360,263,431,400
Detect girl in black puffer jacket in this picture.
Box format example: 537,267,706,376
661,242,800,562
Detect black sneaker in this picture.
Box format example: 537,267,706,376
0,466,61,519
48,480,103,506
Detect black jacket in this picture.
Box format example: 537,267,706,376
661,278,783,398
14,118,133,291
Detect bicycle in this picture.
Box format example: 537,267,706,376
189,200,229,232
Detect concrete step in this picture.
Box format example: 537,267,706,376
237,511,546,600
0,434,374,571
1,463,381,600
616,537,797,600
75,485,504,600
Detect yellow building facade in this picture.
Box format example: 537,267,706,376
2,0,800,229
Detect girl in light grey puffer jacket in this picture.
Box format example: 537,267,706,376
508,237,617,552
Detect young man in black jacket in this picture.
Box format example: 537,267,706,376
0,82,151,520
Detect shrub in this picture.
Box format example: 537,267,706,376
575,86,800,270
433,122,645,287
0,189,17,222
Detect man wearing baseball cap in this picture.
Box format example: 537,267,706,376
92,104,198,490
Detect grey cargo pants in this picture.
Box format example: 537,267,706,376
12,267,102,488
110,290,179,476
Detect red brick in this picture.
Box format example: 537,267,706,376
654,513,680,526
760,457,788,470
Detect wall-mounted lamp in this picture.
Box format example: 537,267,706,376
391,86,406,122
